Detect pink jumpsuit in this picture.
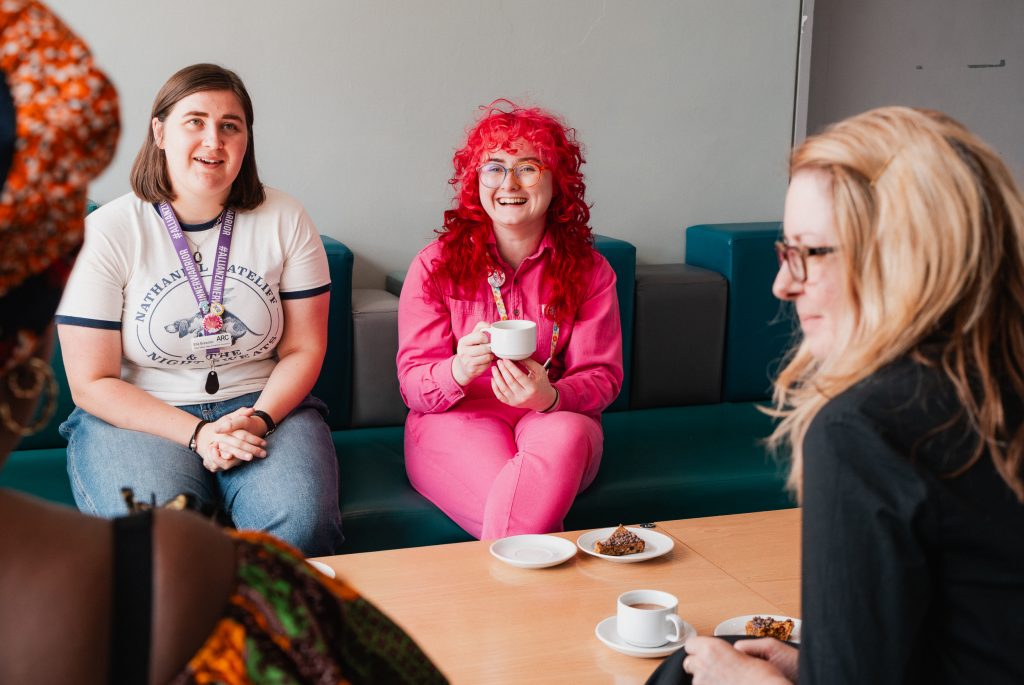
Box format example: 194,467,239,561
397,236,623,540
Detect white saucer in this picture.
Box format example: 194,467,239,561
490,534,577,569
714,614,801,643
306,559,336,578
595,616,695,658
576,527,674,563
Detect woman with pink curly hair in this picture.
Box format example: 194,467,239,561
397,101,623,540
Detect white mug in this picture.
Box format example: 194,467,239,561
616,589,686,648
485,320,537,361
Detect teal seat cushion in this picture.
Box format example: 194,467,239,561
334,426,473,553
0,447,75,506
312,236,353,429
685,223,797,401
332,403,793,553
566,403,794,529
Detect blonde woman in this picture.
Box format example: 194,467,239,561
660,108,1024,684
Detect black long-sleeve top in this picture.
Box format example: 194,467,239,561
799,357,1024,684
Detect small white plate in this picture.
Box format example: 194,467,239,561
306,559,336,579
576,527,674,563
489,534,577,569
714,614,801,643
595,616,695,658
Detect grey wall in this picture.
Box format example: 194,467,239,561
806,0,1024,178
51,0,800,287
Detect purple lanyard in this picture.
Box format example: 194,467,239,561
158,201,235,316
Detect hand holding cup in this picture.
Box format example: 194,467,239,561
452,321,496,386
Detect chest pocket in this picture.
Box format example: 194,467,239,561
445,296,494,339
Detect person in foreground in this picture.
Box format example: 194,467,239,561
397,101,623,539
0,7,445,683
655,107,1024,684
56,63,343,556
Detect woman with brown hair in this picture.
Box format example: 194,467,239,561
55,63,343,556
0,8,444,682
660,107,1024,684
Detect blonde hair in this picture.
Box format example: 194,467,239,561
770,106,1024,501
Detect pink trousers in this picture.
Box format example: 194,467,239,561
405,398,603,540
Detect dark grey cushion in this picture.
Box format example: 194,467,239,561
350,289,408,428
630,264,727,409
385,270,406,297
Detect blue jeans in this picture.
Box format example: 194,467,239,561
61,392,344,556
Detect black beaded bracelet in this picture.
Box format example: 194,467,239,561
188,419,209,453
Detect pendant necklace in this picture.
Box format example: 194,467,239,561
184,234,202,264
183,221,220,265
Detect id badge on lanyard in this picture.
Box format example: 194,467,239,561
487,269,560,362
158,201,236,393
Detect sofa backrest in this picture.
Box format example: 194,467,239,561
20,225,794,444
13,341,74,451
685,222,796,402
312,236,354,430
630,264,727,408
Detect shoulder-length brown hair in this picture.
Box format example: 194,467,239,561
130,63,264,210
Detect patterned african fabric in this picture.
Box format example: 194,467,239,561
171,531,448,685
0,0,119,371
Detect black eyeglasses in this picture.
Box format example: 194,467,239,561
774,240,837,283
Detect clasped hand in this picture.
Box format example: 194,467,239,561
194,406,268,472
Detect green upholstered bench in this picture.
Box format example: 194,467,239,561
4,225,798,554
336,403,790,554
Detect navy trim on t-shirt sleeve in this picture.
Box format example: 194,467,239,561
54,315,122,330
279,283,331,300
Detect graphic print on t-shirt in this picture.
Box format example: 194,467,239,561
132,261,281,369
162,290,262,345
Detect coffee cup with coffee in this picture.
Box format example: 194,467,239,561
616,589,686,648
485,320,537,361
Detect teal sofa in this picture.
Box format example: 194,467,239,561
3,226,796,553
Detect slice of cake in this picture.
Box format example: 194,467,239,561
745,616,795,640
593,525,646,556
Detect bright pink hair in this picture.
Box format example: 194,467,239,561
432,100,595,321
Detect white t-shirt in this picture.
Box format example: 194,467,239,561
56,187,330,405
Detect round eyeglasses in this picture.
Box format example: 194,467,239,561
774,239,837,283
477,161,547,189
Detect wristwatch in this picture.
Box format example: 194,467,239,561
252,409,277,436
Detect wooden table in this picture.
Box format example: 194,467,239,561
313,508,801,684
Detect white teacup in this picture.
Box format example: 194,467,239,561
485,320,537,361
616,589,686,648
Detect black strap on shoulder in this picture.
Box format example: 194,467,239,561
109,509,153,685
